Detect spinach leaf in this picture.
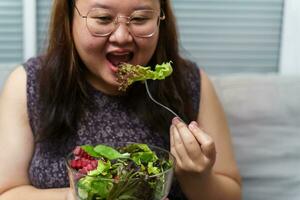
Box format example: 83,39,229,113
81,145,100,157
94,145,130,160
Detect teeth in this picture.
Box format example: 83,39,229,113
112,52,130,56
107,52,133,67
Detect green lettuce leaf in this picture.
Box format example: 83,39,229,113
88,160,111,176
122,143,152,153
116,62,173,91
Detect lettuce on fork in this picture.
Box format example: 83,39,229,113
116,62,173,91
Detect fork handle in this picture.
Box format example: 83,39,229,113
144,80,181,119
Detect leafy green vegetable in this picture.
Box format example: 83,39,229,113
121,143,152,153
116,62,173,91
147,162,160,175
131,152,158,165
77,176,114,199
94,145,130,160
88,160,111,177
70,143,173,200
81,145,101,158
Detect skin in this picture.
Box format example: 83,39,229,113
73,0,160,95
170,70,242,200
0,0,241,199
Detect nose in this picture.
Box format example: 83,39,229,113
109,19,133,45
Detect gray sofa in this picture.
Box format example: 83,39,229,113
0,72,299,200
212,74,300,200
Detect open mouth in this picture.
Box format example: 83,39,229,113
106,52,134,68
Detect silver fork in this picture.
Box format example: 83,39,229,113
144,80,180,119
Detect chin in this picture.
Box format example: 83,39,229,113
102,79,123,95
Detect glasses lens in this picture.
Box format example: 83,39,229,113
129,10,158,37
86,9,160,37
87,8,115,36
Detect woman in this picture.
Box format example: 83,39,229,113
0,0,241,199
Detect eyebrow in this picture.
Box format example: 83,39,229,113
90,3,111,9
133,4,155,11
90,3,155,11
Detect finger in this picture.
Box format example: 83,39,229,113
172,117,202,160
188,121,216,161
171,123,190,163
170,125,181,163
170,125,184,171
170,124,175,148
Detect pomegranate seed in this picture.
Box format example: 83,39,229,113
73,146,82,156
79,168,87,174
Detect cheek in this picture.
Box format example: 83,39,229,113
76,36,105,55
73,20,106,55
137,35,159,62
83,40,103,54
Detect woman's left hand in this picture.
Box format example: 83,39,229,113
170,117,217,181
65,188,76,200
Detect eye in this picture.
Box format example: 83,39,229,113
92,15,114,24
130,16,150,24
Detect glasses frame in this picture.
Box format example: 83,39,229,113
74,5,166,38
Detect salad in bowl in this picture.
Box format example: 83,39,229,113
66,142,175,200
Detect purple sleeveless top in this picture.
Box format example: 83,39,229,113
23,57,200,198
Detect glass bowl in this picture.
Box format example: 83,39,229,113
65,142,175,200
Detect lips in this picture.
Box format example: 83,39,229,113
106,52,134,67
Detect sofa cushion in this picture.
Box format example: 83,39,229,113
212,74,300,200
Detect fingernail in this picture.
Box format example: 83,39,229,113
191,121,199,127
172,117,182,124
189,121,199,130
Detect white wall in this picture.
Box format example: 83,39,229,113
279,0,300,75
23,0,36,61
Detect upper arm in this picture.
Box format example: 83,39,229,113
0,66,34,194
197,69,241,184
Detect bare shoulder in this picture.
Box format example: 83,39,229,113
0,66,34,193
0,65,28,124
198,69,222,118
197,69,241,183
0,66,27,100
197,68,228,140
199,69,216,94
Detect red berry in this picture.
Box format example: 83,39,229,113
79,168,88,174
91,160,98,168
73,146,82,156
72,146,96,160
86,164,93,171
70,146,98,172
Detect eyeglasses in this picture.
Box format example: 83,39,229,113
74,6,165,38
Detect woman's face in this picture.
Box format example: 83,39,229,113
72,0,161,95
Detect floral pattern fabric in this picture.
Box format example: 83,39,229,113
23,57,200,199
